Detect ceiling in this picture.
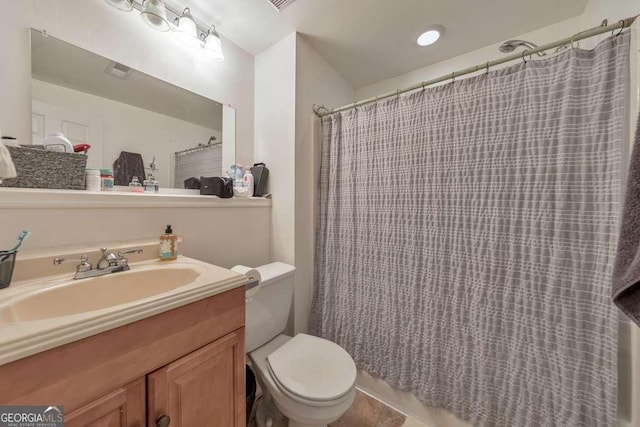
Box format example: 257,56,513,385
31,30,222,130
183,0,589,89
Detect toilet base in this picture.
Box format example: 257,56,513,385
255,394,329,427
255,396,287,427
288,421,327,427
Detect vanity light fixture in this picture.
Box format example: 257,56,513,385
107,0,224,60
175,8,201,47
104,0,133,12
417,25,445,47
140,0,170,32
202,25,224,61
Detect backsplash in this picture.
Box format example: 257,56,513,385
0,198,271,269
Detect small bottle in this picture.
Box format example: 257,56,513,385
85,169,101,192
242,166,254,197
159,225,178,261
100,169,114,191
129,176,143,193
144,174,156,193
143,174,158,193
231,164,243,188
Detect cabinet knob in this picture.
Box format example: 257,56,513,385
156,415,171,427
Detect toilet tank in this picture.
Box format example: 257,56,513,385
245,262,296,353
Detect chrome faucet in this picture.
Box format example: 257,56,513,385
54,248,143,280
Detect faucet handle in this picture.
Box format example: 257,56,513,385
117,248,143,258
78,255,92,272
115,248,143,268
53,254,92,273
54,254,88,265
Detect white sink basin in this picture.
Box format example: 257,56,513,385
0,266,201,323
0,253,247,367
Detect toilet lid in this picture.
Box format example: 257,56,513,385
267,334,357,402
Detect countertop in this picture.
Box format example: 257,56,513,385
0,256,247,366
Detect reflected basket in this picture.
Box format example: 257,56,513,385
1,146,88,190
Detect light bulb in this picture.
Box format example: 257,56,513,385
175,8,201,47
140,0,170,32
104,0,133,12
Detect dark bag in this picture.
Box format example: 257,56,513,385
200,176,233,198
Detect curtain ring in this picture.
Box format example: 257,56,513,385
451,72,455,83
421,81,426,91
485,61,490,75
615,19,625,36
522,50,528,64
570,34,579,51
396,89,400,99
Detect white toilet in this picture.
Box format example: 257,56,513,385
244,262,357,427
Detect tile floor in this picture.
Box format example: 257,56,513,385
249,390,428,427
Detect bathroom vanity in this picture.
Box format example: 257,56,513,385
0,246,247,427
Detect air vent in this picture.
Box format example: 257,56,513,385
105,61,132,79
268,0,296,11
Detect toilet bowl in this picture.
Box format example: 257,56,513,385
249,334,356,427
240,262,357,427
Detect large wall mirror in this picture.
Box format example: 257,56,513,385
29,29,235,190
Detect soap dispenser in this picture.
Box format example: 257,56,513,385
159,225,178,261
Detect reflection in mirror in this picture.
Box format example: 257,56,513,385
30,29,235,190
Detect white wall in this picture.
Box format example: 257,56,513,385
0,201,270,269
294,34,355,334
0,0,254,166
254,33,298,264
254,32,355,334
32,80,223,187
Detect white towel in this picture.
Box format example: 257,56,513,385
0,127,17,183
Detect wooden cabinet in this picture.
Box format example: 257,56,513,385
148,331,245,427
0,287,246,427
65,379,145,427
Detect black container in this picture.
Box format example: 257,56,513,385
246,365,257,425
251,163,269,197
200,176,233,198
0,250,17,289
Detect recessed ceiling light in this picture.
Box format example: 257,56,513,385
417,25,445,47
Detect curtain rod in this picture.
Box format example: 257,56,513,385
316,15,638,117
174,141,222,156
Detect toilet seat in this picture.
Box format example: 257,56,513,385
249,334,357,426
266,334,357,404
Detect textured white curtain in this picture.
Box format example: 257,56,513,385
173,144,223,188
311,34,630,427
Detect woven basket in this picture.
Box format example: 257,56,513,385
1,146,88,190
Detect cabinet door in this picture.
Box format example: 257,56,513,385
147,330,245,427
65,378,145,427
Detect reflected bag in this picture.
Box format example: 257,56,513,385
200,176,233,198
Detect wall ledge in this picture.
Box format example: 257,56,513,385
0,188,272,209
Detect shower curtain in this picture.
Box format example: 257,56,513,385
173,144,223,188
311,33,630,427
